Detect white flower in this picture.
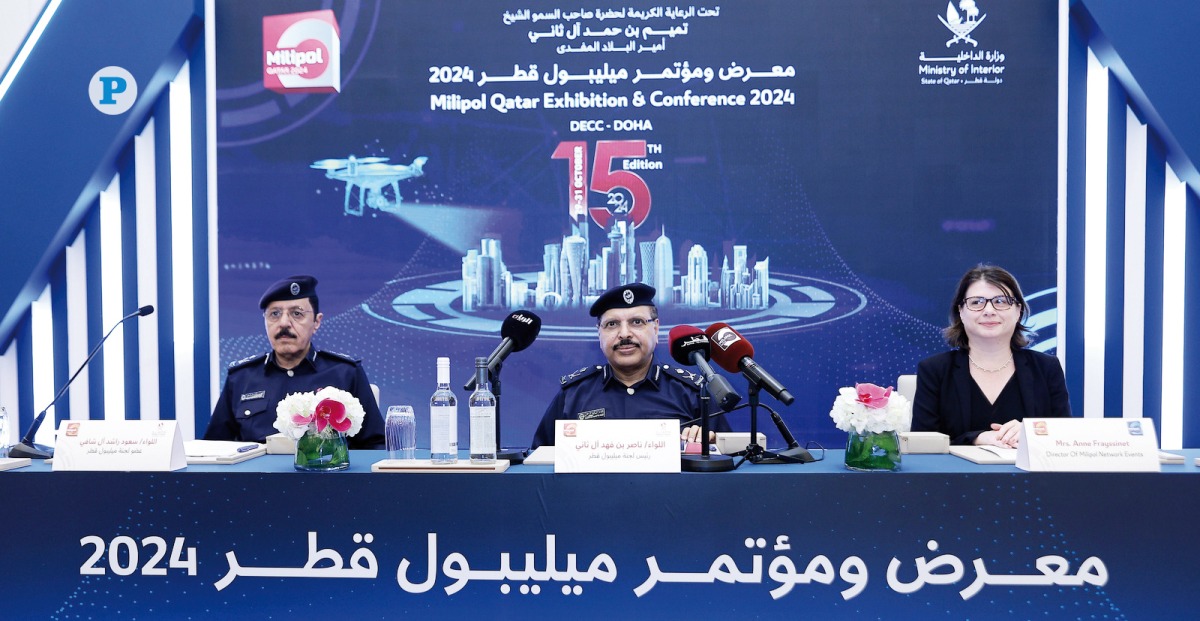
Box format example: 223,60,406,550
274,391,317,440
828,386,912,435
272,387,366,439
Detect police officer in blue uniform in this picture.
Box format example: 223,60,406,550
530,283,731,449
203,275,385,449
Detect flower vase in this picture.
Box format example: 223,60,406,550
844,430,901,471
294,426,350,471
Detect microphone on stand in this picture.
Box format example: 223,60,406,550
668,325,736,472
462,310,541,464
10,305,155,459
703,322,813,464
668,325,741,412
463,310,541,391
705,322,794,405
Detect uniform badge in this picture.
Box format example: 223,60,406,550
241,390,266,401
577,409,605,420
290,282,301,295
562,366,596,385
622,288,635,304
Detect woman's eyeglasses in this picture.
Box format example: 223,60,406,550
961,295,1016,312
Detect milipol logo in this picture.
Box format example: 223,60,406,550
263,9,341,93
89,66,137,115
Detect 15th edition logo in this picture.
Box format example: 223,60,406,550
89,66,137,115
263,9,342,93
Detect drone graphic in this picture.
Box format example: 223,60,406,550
310,155,428,216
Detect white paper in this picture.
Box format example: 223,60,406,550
554,419,681,473
1016,417,1160,472
53,420,187,471
184,440,266,464
949,445,1016,465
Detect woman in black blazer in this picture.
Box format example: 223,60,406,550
911,265,1071,446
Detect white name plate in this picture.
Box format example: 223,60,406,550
1016,417,1160,472
554,419,681,473
53,420,187,471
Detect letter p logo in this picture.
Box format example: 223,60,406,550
98,77,126,103
89,66,138,115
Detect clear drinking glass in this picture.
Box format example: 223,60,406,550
385,405,417,460
0,406,9,458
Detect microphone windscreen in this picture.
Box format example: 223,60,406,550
500,311,541,351
705,322,754,373
138,305,155,317
668,324,710,366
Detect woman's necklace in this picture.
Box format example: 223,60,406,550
969,354,1013,373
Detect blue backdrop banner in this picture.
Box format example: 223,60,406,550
214,0,1059,448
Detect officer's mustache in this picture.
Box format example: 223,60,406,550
613,338,638,350
275,328,297,339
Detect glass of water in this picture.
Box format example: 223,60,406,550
0,406,8,458
385,405,417,460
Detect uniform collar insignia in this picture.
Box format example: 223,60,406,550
673,367,700,383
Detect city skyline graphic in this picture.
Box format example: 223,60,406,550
461,213,771,313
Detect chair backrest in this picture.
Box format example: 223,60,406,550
896,374,917,432
371,383,381,408
896,374,917,403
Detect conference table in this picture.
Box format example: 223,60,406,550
4,449,1198,619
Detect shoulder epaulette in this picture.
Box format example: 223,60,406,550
317,349,362,364
660,363,703,390
561,365,603,387
228,353,266,370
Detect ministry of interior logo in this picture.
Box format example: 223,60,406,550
938,1,986,47
263,10,341,93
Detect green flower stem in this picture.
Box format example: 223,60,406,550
844,430,901,471
295,427,350,471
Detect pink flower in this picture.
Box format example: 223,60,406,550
855,383,893,409
313,397,351,433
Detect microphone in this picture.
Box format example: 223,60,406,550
464,310,541,390
704,322,795,405
9,305,155,459
668,325,741,412
676,407,816,465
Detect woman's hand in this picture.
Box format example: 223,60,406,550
975,419,1022,448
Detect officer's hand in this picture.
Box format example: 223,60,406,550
680,425,716,443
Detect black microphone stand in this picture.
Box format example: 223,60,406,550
8,409,55,459
489,360,527,465
732,382,769,467
681,380,734,472
731,380,814,466
9,306,152,459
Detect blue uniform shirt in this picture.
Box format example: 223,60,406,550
530,357,732,449
204,347,385,449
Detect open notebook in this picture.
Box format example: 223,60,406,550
184,440,266,464
949,445,1016,465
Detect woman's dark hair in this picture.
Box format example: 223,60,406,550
943,264,1034,350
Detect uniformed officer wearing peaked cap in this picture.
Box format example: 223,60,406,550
203,275,386,449
530,283,730,449
259,274,320,311
587,281,656,317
